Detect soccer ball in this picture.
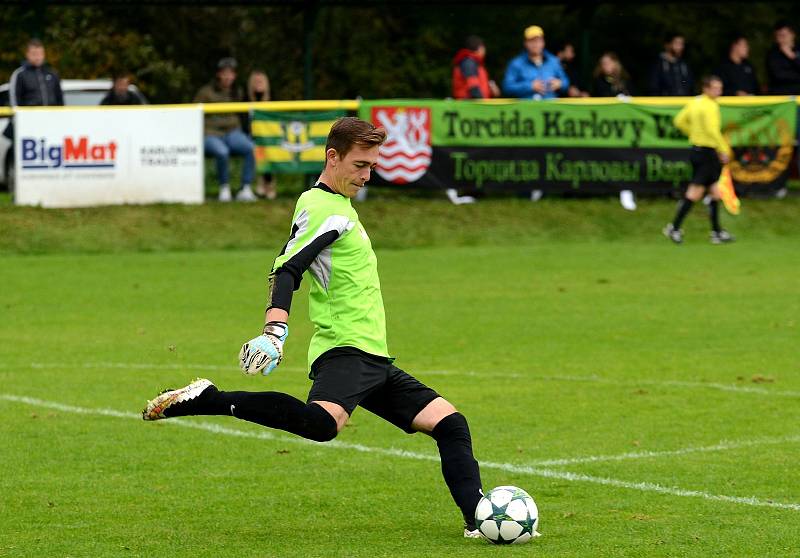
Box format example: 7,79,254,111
474,485,539,544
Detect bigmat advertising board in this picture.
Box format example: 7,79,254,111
360,99,796,194
15,106,203,207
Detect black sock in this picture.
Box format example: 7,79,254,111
672,197,694,229
430,412,483,527
708,199,721,232
166,386,338,442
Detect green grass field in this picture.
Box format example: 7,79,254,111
1,198,799,557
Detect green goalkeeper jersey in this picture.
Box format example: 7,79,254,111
269,184,389,368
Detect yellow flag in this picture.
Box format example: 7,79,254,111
718,165,741,215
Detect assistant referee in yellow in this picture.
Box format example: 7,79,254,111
663,75,735,244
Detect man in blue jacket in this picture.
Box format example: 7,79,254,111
502,25,569,100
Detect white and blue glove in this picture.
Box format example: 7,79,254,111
239,321,289,376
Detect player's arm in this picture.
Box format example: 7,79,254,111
702,103,732,158
239,211,350,375
673,103,691,136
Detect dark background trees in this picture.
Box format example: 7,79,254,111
1,2,799,102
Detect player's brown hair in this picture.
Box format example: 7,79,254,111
325,117,386,161
701,74,722,89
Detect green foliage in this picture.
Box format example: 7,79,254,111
2,3,800,102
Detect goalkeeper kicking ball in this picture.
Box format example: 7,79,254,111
475,486,539,544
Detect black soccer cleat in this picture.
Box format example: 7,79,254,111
662,223,683,244
710,230,735,244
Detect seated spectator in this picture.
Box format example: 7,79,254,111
716,35,759,96
451,35,501,99
244,69,277,200
195,57,256,202
592,52,631,97
100,71,147,105
502,25,569,100
555,41,589,97
766,21,800,94
648,33,694,95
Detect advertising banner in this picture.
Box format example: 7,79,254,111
252,110,345,174
359,99,796,193
15,106,203,207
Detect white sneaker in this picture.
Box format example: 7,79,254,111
530,189,543,202
619,189,637,211
236,185,257,202
218,185,232,202
446,188,476,205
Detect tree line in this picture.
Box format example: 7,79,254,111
1,2,798,103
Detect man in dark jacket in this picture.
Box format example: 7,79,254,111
9,39,64,107
648,33,694,96
451,36,500,99
766,22,800,94
716,35,759,96
100,72,147,105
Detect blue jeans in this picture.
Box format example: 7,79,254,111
204,130,255,187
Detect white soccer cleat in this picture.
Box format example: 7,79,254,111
464,527,482,539
142,378,215,421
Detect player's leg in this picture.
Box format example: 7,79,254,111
665,147,709,243
359,369,483,536
707,182,734,243
414,398,484,535
665,183,704,242
142,379,339,442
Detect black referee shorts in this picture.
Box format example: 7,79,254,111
307,347,440,434
689,146,722,187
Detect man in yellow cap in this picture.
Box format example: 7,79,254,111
502,25,569,100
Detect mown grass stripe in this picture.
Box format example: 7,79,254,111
3,393,799,512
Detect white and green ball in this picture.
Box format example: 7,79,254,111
474,486,538,544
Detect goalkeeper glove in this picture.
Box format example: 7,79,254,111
239,321,289,376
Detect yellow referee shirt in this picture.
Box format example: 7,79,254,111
673,94,732,156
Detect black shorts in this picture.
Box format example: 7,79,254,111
689,146,722,187
307,347,440,434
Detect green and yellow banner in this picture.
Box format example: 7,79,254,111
359,98,796,193
252,110,344,174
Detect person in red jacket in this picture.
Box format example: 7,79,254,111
452,36,501,99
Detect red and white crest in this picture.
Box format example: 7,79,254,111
371,107,432,184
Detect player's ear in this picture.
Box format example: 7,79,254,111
326,148,339,167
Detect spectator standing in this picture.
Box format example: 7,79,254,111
766,22,800,94
9,39,64,108
502,25,569,100
451,35,501,99
716,36,759,96
244,69,277,200
648,33,694,96
195,57,257,202
555,41,588,97
592,52,631,97
100,71,147,105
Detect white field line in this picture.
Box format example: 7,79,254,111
530,435,800,467
2,393,800,512
15,361,800,398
